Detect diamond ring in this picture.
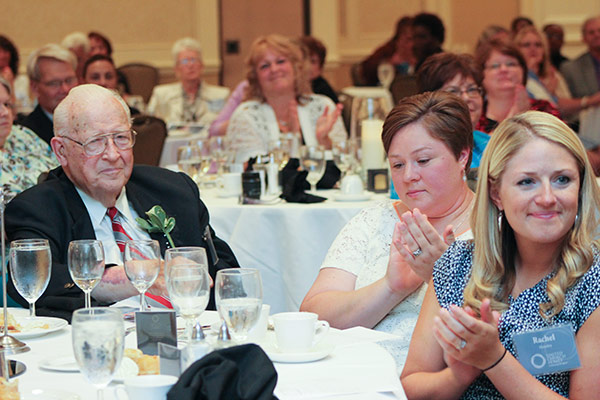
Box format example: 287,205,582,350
458,339,467,350
412,248,423,258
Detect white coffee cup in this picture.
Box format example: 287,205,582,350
340,174,363,195
114,374,178,400
247,304,271,342
272,312,329,353
219,172,242,197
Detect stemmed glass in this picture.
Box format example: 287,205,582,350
9,239,51,318
68,240,105,309
215,268,262,343
164,247,210,342
72,307,124,400
124,240,160,312
177,145,203,184
332,138,360,179
300,145,326,193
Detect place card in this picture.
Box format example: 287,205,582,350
158,342,181,377
513,324,581,375
136,310,177,356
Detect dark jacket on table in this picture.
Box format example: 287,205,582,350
6,165,239,321
20,104,54,146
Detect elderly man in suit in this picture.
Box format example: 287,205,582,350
21,44,78,145
560,16,600,99
6,84,239,320
147,37,230,128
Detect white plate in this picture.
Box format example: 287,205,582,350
21,388,80,400
38,356,79,372
112,356,140,382
5,316,68,339
262,340,335,363
333,192,372,202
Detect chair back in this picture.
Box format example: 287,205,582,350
350,62,368,86
132,115,167,166
117,63,159,103
389,74,418,105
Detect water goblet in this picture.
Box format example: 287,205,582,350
215,268,262,343
9,239,51,318
124,240,161,312
332,138,360,178
300,145,326,193
68,240,105,309
72,307,124,400
177,145,203,183
165,247,210,342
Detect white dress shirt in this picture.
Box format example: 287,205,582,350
76,187,151,265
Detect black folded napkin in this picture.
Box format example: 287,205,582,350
316,160,341,189
279,158,326,203
167,343,278,400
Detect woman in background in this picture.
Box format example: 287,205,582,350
402,111,600,398
417,52,488,168
0,77,57,197
226,34,345,163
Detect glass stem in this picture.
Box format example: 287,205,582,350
139,290,146,311
97,388,104,400
29,302,35,317
311,183,317,193
85,292,91,309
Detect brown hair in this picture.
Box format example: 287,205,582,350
300,36,326,68
417,52,483,92
475,39,528,85
245,34,311,103
382,91,473,172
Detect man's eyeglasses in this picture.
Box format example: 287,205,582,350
60,130,137,156
40,77,77,89
178,58,201,66
443,86,483,99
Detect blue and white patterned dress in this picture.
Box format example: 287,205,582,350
433,240,600,398
1,124,58,198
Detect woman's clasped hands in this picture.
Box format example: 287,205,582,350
433,299,505,383
391,208,456,282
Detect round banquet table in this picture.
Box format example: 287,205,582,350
7,309,406,399
200,188,390,314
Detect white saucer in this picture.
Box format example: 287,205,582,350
262,340,334,363
21,388,80,400
38,356,79,372
112,357,140,382
333,192,372,202
216,191,241,198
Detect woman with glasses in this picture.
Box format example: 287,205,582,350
147,37,230,127
0,77,57,198
417,52,488,168
514,26,600,119
474,40,559,134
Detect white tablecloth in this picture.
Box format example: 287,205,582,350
202,189,389,314
8,310,406,399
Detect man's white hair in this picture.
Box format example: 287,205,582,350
26,43,77,81
54,84,131,138
61,32,91,53
172,37,202,64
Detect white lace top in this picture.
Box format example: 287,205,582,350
321,200,473,371
226,94,347,162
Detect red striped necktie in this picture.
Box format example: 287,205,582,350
107,207,133,252
107,207,173,309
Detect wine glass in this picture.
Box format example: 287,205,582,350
72,307,124,400
177,145,203,183
124,240,161,312
164,247,210,342
68,240,105,309
215,268,262,343
300,145,326,193
332,138,360,178
9,239,51,318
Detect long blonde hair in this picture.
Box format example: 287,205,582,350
464,111,600,318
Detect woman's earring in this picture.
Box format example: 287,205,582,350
575,212,579,226
462,170,467,182
497,210,504,230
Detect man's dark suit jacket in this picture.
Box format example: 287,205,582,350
6,165,240,320
21,104,54,145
